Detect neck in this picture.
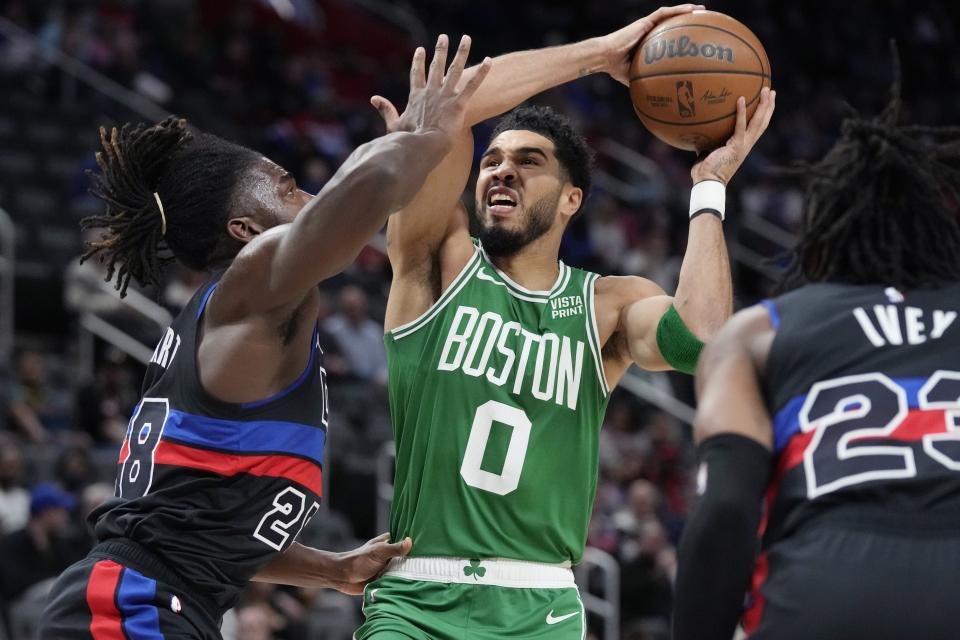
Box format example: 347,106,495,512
487,233,562,291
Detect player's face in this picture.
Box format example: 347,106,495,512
232,158,312,237
256,158,313,225
475,130,567,256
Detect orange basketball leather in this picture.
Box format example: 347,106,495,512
629,10,771,151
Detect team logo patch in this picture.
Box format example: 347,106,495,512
463,559,486,580
884,286,905,303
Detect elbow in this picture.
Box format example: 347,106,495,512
672,300,729,343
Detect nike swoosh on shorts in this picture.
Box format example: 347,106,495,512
546,610,580,625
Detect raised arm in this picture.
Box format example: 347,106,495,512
602,88,776,380
461,4,705,125
376,7,704,329
213,36,491,321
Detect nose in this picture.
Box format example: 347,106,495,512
490,160,516,183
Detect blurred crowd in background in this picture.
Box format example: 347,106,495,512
0,0,957,638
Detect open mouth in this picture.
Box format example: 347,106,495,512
486,186,519,215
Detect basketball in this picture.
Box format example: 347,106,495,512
629,10,771,152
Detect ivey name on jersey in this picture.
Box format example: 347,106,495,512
852,303,957,347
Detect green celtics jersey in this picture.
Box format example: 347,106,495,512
385,242,610,564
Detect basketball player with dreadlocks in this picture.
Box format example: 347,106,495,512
39,37,491,639
673,74,960,639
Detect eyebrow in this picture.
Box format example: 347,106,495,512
481,146,550,160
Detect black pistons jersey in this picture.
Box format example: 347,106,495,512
91,276,329,615
743,281,960,632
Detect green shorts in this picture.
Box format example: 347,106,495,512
354,556,586,640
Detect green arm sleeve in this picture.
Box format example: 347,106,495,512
655,304,705,375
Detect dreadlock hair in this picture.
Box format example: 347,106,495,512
82,116,261,296
782,47,960,290
490,105,595,218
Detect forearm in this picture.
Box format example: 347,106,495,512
251,543,343,590
302,129,451,234
465,39,607,124
672,213,733,340
279,129,452,283
673,434,770,640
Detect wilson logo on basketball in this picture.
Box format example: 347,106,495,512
643,36,734,64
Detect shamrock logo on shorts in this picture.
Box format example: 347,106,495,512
463,559,486,580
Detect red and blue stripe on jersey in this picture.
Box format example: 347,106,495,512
771,376,952,476
744,375,957,634
86,560,163,640
118,407,325,496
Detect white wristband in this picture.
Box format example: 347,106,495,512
689,180,726,221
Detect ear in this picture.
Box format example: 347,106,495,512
558,185,584,221
226,216,266,243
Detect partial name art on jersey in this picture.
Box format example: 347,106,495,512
437,305,585,410
148,327,182,370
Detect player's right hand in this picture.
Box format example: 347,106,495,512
599,4,705,86
691,86,776,185
334,533,413,595
371,35,492,141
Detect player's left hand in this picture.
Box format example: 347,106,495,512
333,533,413,595
691,86,776,185
599,4,705,86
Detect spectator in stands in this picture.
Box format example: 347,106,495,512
7,350,72,443
645,411,689,516
0,435,29,534
235,602,280,640
0,483,88,604
613,479,662,539
615,478,685,549
77,482,112,542
74,349,138,445
0,360,11,434
236,581,307,640
315,289,350,382
619,518,676,640
324,285,387,385
54,445,99,493
599,397,651,483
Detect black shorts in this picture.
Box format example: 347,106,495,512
746,517,960,640
39,540,222,640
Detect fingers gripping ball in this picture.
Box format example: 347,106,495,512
629,10,771,152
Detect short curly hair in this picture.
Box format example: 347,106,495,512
490,106,594,211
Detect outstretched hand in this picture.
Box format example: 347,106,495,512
371,35,492,141
600,4,705,86
691,86,776,185
334,533,413,596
